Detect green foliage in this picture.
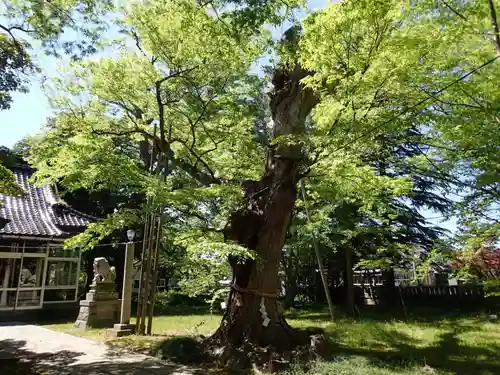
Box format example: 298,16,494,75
154,290,207,311
64,208,140,249
1,0,113,109
175,246,231,298
27,0,272,253
484,279,500,298
291,0,500,280
0,147,24,198
415,244,453,283
2,0,112,50
0,164,22,197
0,33,34,110
26,0,500,302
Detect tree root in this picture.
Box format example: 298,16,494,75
202,328,329,373
153,327,330,373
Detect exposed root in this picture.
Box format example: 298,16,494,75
202,328,329,373
153,322,330,373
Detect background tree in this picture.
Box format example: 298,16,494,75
0,147,24,199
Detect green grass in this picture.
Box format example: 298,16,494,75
42,307,500,375
43,313,222,353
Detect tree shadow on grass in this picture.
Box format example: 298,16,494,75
286,305,490,327
152,335,252,375
0,338,219,375
151,325,337,375
320,321,500,375
150,311,500,375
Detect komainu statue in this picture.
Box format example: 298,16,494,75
92,257,116,284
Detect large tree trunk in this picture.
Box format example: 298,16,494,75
207,63,317,366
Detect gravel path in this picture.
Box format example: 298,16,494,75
0,323,197,375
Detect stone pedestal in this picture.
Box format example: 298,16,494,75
109,323,136,337
74,282,121,329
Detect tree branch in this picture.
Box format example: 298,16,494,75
102,90,221,186
90,126,154,140
0,24,23,50
170,136,218,182
488,0,500,56
0,24,35,35
418,87,484,110
90,124,221,186
129,29,156,64
440,0,468,22
154,65,200,148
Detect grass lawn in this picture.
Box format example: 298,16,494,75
42,307,500,375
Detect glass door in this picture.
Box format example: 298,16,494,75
43,245,80,304
15,254,46,309
0,256,21,310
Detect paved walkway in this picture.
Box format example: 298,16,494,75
0,323,199,374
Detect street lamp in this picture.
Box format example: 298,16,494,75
113,228,136,336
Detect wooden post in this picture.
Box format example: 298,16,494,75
488,0,500,56
345,246,355,315
1,260,11,306
135,210,150,334
14,242,25,310
136,122,165,336
139,211,156,335
146,217,162,335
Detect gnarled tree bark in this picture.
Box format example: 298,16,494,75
206,62,318,368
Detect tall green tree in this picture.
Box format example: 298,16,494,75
27,0,500,366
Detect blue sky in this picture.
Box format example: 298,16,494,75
0,84,51,147
0,0,457,233
0,35,58,148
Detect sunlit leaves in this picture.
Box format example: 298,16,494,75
2,0,114,56
0,147,25,202
65,208,141,249
28,0,273,268
26,0,500,292
0,164,23,198
1,0,113,109
0,34,34,110
128,0,264,82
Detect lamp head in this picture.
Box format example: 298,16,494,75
126,229,135,242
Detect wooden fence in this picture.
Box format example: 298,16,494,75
354,285,487,307
399,285,483,297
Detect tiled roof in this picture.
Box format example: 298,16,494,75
0,167,94,237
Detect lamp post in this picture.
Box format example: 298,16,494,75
113,229,136,336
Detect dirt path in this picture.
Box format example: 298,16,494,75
0,323,198,374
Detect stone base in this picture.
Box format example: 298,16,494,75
74,299,121,329
109,323,136,337
74,282,121,329
86,282,119,301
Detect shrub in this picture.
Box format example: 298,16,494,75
154,290,208,314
